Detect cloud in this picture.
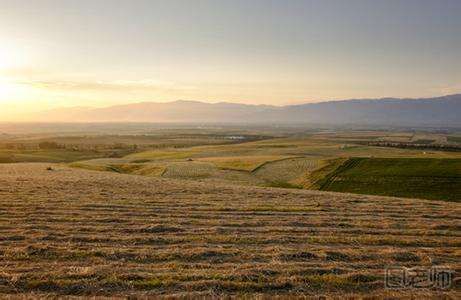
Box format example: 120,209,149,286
6,74,197,93
436,82,461,96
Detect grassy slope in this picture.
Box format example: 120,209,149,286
253,157,323,188
197,155,293,171
317,158,461,201
0,149,103,163
448,135,461,144
126,150,197,160
0,163,459,298
69,136,461,200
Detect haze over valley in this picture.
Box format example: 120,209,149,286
29,94,461,126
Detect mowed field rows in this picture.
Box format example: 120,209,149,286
0,164,460,297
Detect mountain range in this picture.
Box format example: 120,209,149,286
33,94,461,126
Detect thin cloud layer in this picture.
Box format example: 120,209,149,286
14,77,197,93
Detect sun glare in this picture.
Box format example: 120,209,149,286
0,45,29,102
0,77,15,100
0,43,28,71
0,47,14,70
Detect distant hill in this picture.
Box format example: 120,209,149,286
34,94,461,126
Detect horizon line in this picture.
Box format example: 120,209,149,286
41,92,461,111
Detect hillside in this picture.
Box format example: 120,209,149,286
32,94,461,126
69,133,461,201
0,163,459,297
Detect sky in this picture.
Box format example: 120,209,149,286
0,0,460,119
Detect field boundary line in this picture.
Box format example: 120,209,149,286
250,156,305,173
318,157,364,190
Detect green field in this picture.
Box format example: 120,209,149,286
448,135,461,144
317,158,461,201
0,149,104,163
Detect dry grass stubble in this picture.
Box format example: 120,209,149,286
0,163,459,298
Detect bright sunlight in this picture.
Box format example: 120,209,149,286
0,45,18,70
0,45,31,102
0,77,16,100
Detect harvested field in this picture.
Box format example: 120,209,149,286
126,150,197,161
162,161,216,178
253,157,323,188
197,155,292,171
0,163,459,298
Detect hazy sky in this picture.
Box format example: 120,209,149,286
0,0,460,118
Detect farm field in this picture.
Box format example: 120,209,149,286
448,135,461,144
2,128,461,200
69,133,461,200
0,149,104,164
0,163,459,298
317,158,461,201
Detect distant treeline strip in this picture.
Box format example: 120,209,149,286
359,141,461,152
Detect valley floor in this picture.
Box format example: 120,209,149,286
0,163,459,298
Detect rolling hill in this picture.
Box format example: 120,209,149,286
0,163,459,297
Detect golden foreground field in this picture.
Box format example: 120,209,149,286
0,163,460,298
